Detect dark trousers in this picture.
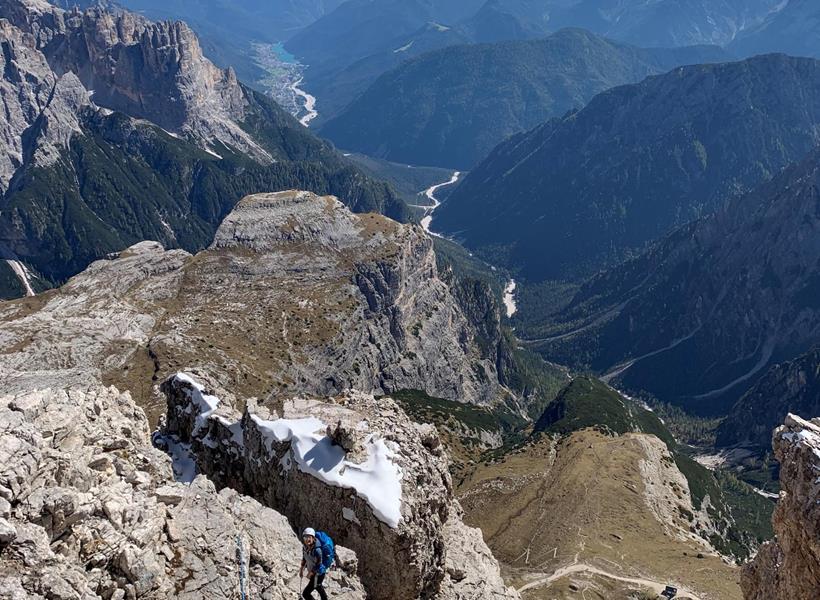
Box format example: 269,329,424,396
303,573,328,600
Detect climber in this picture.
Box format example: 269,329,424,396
299,527,334,600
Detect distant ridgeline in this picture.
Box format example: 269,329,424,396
320,29,730,169
283,0,788,122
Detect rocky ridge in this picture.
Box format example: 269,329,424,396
0,383,367,599
0,15,89,193
0,190,507,422
161,372,519,600
0,189,521,598
741,414,820,600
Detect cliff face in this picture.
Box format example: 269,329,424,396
741,414,820,600
161,372,519,600
0,383,367,599
0,16,90,193
2,0,269,161
0,0,406,300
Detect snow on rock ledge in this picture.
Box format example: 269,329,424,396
741,413,820,600
251,414,404,528
169,371,405,528
161,372,520,600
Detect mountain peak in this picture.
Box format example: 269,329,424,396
212,190,399,253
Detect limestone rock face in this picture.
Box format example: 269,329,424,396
439,510,523,599
741,414,820,600
0,383,366,599
0,241,191,396
162,372,520,600
0,16,90,192
206,191,503,406
1,0,270,162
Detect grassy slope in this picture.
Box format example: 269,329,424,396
533,377,773,559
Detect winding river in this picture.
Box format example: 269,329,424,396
412,171,517,317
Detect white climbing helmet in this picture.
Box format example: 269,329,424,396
302,528,316,538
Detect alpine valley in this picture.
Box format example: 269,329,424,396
2,1,820,600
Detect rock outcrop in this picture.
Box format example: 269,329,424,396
162,372,520,600
741,414,820,600
172,191,505,407
0,191,506,414
0,383,366,599
0,190,520,598
718,348,820,448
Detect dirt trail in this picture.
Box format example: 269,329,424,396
518,562,703,599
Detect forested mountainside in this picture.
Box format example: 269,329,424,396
434,54,820,281
321,29,729,168
284,0,784,121
530,147,820,414
717,348,820,448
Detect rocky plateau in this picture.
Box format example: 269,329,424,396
0,190,508,418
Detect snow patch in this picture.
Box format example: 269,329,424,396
172,372,404,528
204,146,223,159
251,415,403,528
781,414,820,460
5,259,36,296
752,487,779,500
503,279,517,317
